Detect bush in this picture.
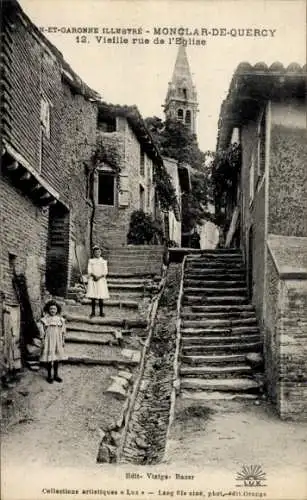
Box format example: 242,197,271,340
127,210,163,245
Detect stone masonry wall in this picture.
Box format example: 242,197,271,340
2,8,97,296
0,178,49,318
269,124,307,237
253,182,266,326
93,131,127,249
264,251,281,403
278,279,307,420
93,118,156,250
240,120,266,325
58,85,97,280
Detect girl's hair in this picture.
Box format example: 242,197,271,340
43,300,62,314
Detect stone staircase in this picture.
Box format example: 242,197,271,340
59,247,164,367
107,245,164,276
179,249,264,400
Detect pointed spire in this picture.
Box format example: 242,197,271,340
163,44,198,135
171,45,194,87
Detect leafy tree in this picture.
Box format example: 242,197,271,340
145,117,212,231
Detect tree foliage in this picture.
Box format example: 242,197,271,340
210,143,242,228
145,117,211,231
145,117,206,170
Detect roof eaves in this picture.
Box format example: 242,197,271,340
9,0,100,101
217,61,307,151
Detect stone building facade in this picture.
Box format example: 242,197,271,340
92,103,165,250
217,62,307,419
0,0,99,373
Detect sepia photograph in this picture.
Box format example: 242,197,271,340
0,0,306,499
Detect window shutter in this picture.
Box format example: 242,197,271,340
119,174,129,207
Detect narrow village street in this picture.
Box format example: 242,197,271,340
167,397,307,475
2,365,124,469
2,371,307,500
1,2,307,500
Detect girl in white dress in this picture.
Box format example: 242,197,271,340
38,300,66,384
86,246,110,317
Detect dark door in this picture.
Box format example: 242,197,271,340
46,203,70,297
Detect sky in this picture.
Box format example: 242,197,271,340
19,0,306,151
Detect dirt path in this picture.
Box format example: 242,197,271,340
166,397,307,474
1,365,123,469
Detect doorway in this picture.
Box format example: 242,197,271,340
46,203,70,297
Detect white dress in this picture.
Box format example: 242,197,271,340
38,315,66,362
86,257,110,299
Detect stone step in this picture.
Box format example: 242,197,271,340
184,249,242,255
184,279,246,288
184,296,249,305
79,298,139,309
65,313,146,329
181,353,249,365
185,273,246,281
67,321,119,335
186,262,245,269
181,314,257,324
180,390,258,401
180,364,252,377
187,254,243,260
64,304,139,320
64,343,140,366
107,278,147,285
184,287,248,296
108,269,161,277
107,272,158,278
182,309,256,320
182,323,259,333
181,331,260,341
181,340,262,354
65,331,119,345
190,304,254,312
187,262,244,269
108,283,145,291
180,377,262,393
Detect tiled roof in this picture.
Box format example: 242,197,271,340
98,102,164,165
217,62,306,150
7,1,100,101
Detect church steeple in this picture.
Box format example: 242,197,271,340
163,45,198,134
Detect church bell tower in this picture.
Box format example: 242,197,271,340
163,45,198,134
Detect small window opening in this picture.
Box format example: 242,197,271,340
9,253,17,270
185,110,191,124
178,109,184,120
98,172,115,206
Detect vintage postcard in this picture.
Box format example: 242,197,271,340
1,0,306,500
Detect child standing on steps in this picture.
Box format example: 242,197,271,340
86,245,110,318
38,300,66,384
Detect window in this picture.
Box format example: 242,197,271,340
140,149,145,176
183,88,187,99
185,110,191,125
40,97,50,138
98,118,116,132
139,184,145,211
257,110,266,178
98,172,115,206
177,109,184,121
